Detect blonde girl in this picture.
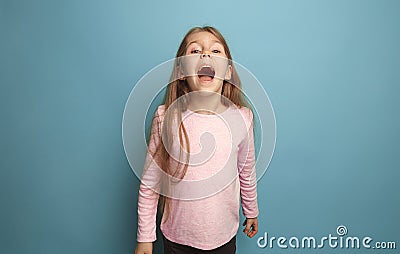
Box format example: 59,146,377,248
135,26,259,254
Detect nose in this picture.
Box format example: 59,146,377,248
200,50,211,59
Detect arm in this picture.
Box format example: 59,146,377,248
237,108,259,238
135,109,164,253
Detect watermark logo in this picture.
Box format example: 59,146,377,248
336,225,348,236
257,225,396,250
122,56,276,200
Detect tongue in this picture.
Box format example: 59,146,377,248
199,75,213,82
197,66,215,81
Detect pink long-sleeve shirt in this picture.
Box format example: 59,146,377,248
137,105,259,250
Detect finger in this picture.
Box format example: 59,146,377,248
248,222,258,238
248,227,257,238
243,221,252,234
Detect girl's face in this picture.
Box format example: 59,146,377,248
181,31,232,94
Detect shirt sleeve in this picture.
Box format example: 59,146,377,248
237,108,259,218
136,108,163,242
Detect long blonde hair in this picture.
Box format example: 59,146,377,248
154,26,249,221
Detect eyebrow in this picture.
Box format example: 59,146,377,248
187,40,223,46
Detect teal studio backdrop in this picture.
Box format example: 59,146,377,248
1,0,399,253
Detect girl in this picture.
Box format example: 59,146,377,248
135,26,259,254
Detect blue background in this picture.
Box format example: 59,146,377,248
1,0,399,253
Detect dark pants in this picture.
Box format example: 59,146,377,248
163,235,236,254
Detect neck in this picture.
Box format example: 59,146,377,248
187,92,227,115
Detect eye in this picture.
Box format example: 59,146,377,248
190,49,201,54
212,49,221,54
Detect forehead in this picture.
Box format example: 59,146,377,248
186,31,222,45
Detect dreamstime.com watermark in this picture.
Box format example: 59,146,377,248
257,225,397,250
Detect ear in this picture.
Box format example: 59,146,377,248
224,64,232,81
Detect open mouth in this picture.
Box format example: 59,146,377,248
197,65,215,82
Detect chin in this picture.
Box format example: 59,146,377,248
192,85,223,95
187,76,223,94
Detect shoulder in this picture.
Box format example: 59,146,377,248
155,104,166,116
237,106,254,126
152,105,166,121
228,106,253,131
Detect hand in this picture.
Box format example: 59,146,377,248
242,217,258,238
134,242,152,254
